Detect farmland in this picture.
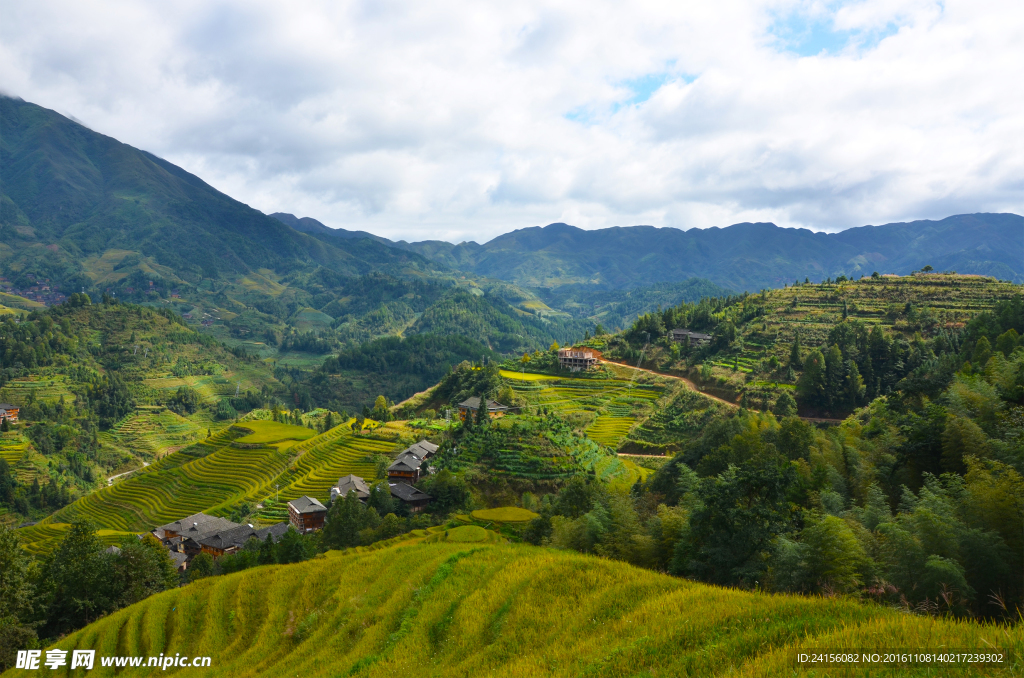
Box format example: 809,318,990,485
16,421,409,553
499,369,665,449
17,540,1023,678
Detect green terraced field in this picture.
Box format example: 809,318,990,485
502,371,663,449
104,408,211,459
19,421,410,552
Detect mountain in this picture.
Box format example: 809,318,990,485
274,213,1023,292
0,96,430,291
430,216,1024,291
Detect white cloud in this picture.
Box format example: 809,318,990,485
0,0,1021,242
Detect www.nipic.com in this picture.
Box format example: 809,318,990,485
16,650,212,670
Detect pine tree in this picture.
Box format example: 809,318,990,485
789,333,802,368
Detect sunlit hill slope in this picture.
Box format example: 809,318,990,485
5,541,1021,678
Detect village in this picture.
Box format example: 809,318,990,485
143,439,438,573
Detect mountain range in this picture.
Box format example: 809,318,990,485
272,212,1024,292
1,94,1020,355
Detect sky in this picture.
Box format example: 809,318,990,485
1,0,1022,244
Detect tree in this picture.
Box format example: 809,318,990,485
322,492,378,549
257,534,276,565
36,521,115,637
674,455,796,586
995,329,1019,357
188,553,214,582
789,333,802,368
420,470,471,515
0,417,8,433
800,514,870,593
550,341,560,352
110,535,178,608
796,349,826,408
275,528,313,564
367,481,396,517
0,525,36,671
941,417,989,473
772,391,797,418
973,336,993,368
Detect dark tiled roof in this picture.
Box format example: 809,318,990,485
457,397,507,411
255,522,290,542
402,440,439,459
158,512,236,538
389,483,431,503
388,453,423,473
0,403,18,409
289,495,327,514
335,474,370,499
168,551,188,568
199,524,258,550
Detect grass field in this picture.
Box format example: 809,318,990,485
14,541,1022,677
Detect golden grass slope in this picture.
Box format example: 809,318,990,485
6,542,1020,677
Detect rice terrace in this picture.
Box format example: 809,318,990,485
2,16,1024,677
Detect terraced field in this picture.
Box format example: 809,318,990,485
0,376,78,405
251,427,399,522
500,370,663,449
18,420,413,552
24,541,1023,678
103,408,210,460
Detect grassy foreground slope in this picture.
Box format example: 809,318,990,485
6,542,1021,678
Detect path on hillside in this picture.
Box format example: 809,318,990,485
599,358,739,408
107,461,149,485
601,358,847,425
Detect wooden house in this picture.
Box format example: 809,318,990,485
332,474,371,502
389,482,432,512
456,397,509,421
669,329,712,346
288,496,328,533
0,404,20,423
387,453,424,484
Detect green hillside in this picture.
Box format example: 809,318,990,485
5,541,1020,678
606,273,1023,415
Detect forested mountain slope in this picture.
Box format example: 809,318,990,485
276,212,1023,292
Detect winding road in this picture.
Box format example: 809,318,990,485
107,461,150,485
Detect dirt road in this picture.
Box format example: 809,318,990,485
599,358,738,408
107,461,149,485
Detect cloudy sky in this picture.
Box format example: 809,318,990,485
2,0,1022,243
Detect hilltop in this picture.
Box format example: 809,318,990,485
6,540,1020,677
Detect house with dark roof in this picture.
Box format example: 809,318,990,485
155,512,237,541
0,404,19,423
669,328,713,346
389,483,432,512
332,474,370,502
387,452,425,484
168,551,188,572
401,440,439,460
198,521,291,558
456,397,509,421
288,496,328,533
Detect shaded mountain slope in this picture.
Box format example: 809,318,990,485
0,97,424,285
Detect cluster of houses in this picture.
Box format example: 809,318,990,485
148,440,440,570
151,513,290,571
